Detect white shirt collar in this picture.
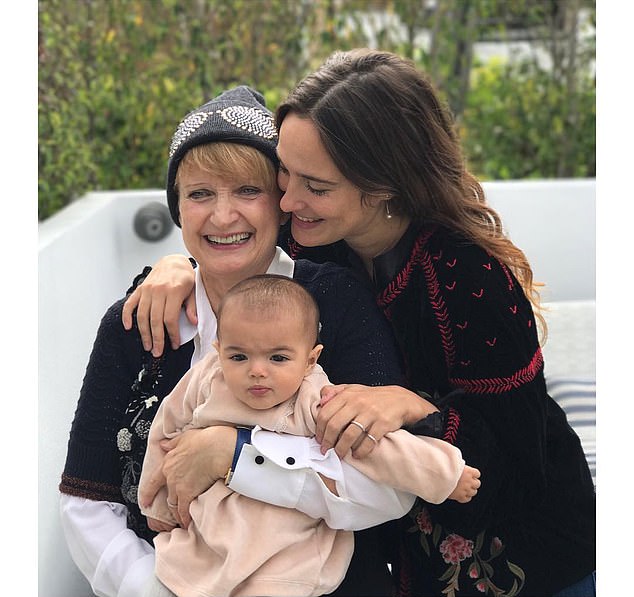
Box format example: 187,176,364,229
179,247,295,366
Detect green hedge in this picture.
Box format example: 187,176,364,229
463,59,595,180
38,0,595,220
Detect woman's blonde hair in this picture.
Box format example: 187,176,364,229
176,142,280,196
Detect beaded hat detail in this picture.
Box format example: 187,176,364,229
166,85,278,226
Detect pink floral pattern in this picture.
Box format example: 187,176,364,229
416,508,433,535
407,503,526,596
440,533,474,564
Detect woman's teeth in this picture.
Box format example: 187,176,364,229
295,214,320,222
205,233,252,244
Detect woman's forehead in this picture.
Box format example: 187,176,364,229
278,115,334,174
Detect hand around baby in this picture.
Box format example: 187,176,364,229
317,383,439,459
142,382,479,532
319,384,481,503
139,426,237,529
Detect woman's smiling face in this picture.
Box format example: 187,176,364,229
277,113,384,250
177,161,282,286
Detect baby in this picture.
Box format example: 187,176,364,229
140,274,480,597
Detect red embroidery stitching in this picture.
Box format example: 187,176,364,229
421,246,457,370
443,407,460,444
500,262,514,291
472,288,484,298
446,258,457,267
456,321,468,330
377,227,457,371
288,239,300,260
450,348,544,394
446,281,456,290
377,228,435,308
483,263,491,270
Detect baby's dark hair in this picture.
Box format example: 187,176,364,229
216,275,321,345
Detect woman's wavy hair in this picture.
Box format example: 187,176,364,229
276,48,546,340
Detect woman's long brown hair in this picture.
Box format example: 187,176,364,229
277,48,546,341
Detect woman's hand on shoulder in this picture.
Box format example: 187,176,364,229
121,254,197,357
316,384,438,459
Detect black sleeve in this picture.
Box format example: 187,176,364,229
60,298,143,501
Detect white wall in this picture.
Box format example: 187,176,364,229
484,179,595,303
38,180,594,596
39,190,185,597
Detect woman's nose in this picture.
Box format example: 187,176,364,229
279,179,303,214
210,194,239,225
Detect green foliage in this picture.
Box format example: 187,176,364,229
38,0,308,220
462,58,595,180
38,0,595,221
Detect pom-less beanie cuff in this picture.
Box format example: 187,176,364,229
166,85,278,226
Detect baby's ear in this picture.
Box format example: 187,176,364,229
306,344,323,373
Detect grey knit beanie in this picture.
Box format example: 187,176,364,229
166,86,278,226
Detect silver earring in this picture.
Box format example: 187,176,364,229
385,200,393,220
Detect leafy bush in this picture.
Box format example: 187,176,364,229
462,58,595,180
38,0,595,220
38,0,308,220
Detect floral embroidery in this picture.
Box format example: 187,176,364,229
143,395,158,408
416,508,433,535
134,419,152,439
121,456,142,503
117,428,133,451
118,358,164,540
440,533,474,564
408,503,526,596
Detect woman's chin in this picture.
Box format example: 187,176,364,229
291,220,329,247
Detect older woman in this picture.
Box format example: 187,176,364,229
59,86,419,597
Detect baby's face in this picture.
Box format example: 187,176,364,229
216,306,321,410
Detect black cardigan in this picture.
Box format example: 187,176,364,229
281,223,596,596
